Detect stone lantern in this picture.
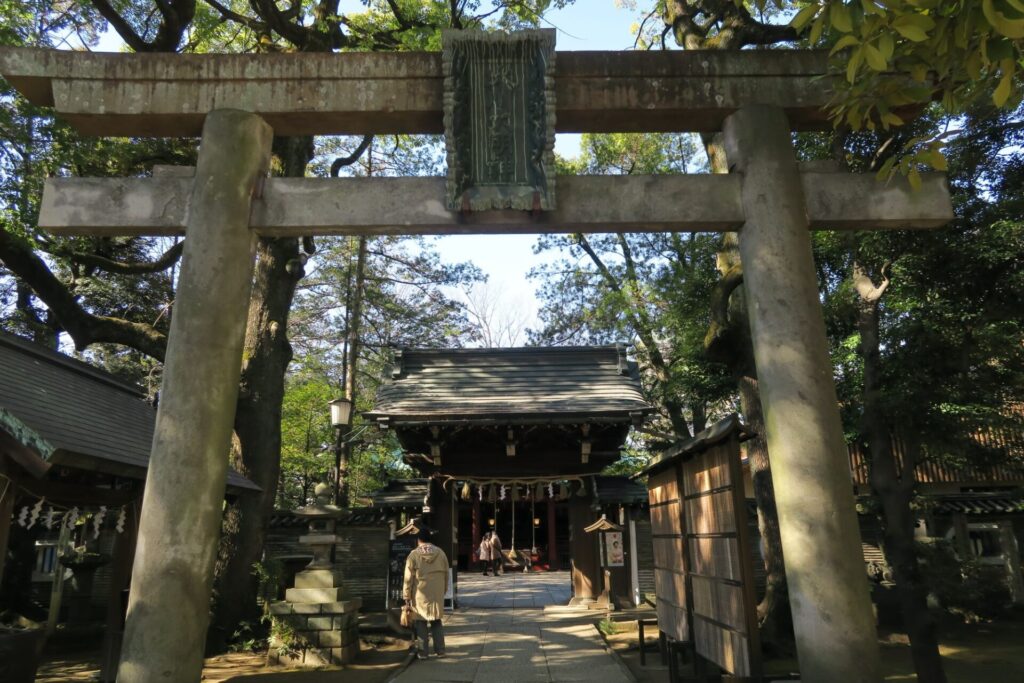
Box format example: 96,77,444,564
268,483,362,667
294,482,344,575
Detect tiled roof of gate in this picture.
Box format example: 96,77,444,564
0,332,258,491
366,346,653,423
930,492,1024,515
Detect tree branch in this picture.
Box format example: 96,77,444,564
90,0,196,53
0,228,168,360
52,240,185,276
330,135,374,177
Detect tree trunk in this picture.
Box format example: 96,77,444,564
702,132,790,646
857,264,947,683
738,376,791,642
210,136,312,645
338,235,367,509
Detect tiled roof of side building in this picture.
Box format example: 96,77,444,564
366,345,653,423
0,331,258,491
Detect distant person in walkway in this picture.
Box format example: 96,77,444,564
488,531,503,575
479,531,493,576
403,528,449,659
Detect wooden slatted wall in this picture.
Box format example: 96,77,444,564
682,436,762,679
647,466,688,641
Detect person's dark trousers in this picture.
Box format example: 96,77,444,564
492,557,502,575
414,619,446,655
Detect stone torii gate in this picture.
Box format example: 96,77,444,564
0,42,951,683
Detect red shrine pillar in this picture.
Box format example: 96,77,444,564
547,499,558,571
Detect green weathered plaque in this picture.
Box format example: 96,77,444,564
443,29,556,212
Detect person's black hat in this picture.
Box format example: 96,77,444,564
416,527,433,543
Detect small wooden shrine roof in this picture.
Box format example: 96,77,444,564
366,345,652,426
369,478,430,508
0,332,258,491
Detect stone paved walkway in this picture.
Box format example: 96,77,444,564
457,570,572,609
394,573,630,683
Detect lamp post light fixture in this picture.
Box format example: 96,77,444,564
329,397,353,428
329,397,354,507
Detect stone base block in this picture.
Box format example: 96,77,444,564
268,633,360,668
294,568,345,589
285,587,343,603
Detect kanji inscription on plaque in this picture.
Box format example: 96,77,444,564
442,29,556,212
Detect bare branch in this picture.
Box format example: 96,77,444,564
53,240,185,276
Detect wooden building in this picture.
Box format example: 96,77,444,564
848,434,1024,603
365,345,654,607
0,332,257,679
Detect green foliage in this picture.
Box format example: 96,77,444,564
917,540,1012,622
532,133,734,439
788,0,1024,173
598,616,619,635
807,100,1024,479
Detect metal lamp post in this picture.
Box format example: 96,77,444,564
329,397,353,507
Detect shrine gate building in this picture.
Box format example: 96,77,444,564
365,345,653,606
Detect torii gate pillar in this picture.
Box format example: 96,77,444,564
116,110,272,683
725,104,880,682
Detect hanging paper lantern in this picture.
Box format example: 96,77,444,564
576,480,588,497
535,482,546,500
487,484,496,503
511,485,520,502
460,482,471,501
558,483,569,500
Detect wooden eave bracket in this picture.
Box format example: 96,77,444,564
0,408,55,479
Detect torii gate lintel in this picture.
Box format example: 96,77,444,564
0,43,951,683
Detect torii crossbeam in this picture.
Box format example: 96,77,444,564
1,46,953,683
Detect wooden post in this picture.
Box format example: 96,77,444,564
45,522,72,639
952,513,973,559
547,498,558,571
628,512,640,606
724,104,880,682
569,496,599,602
998,521,1024,605
100,499,139,682
0,466,15,586
117,110,272,683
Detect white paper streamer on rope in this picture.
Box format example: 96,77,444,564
93,506,107,539
65,506,79,529
28,498,44,529
45,507,56,530
499,485,507,501
116,507,127,533
478,484,484,501
17,505,29,527
547,482,555,499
